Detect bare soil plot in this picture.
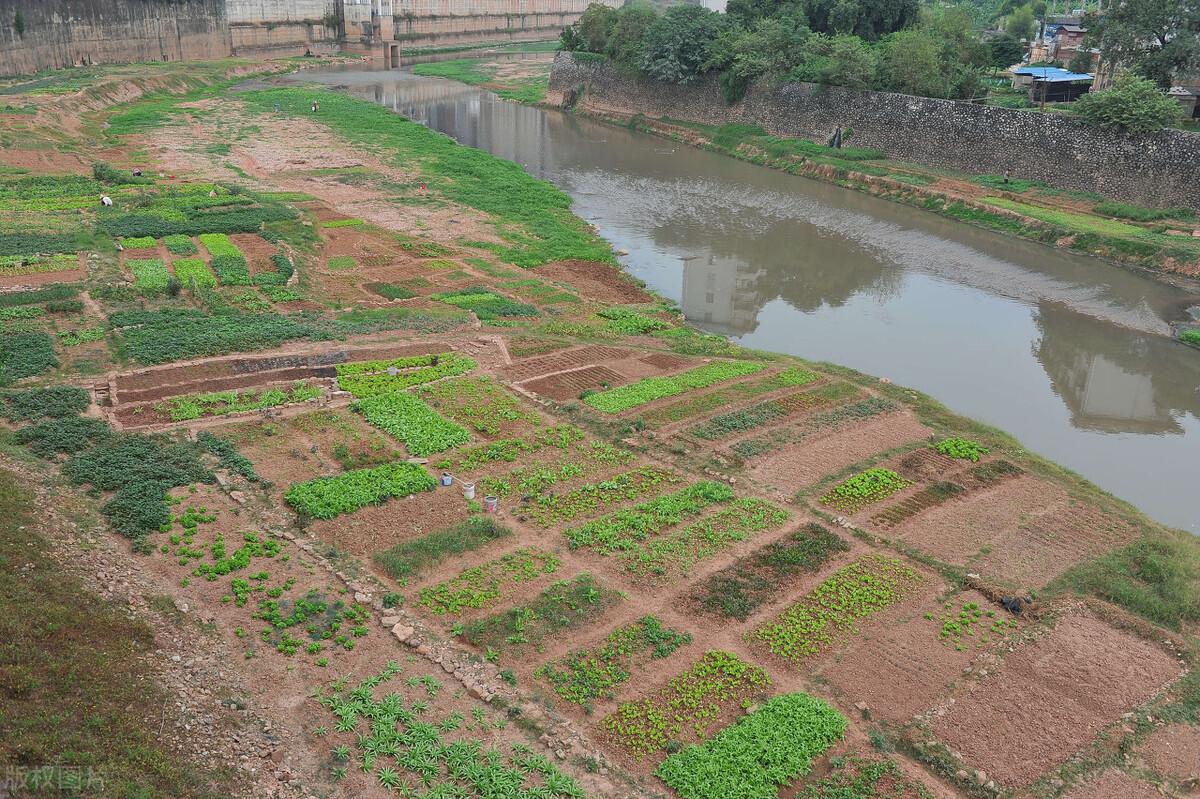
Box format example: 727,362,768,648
883,475,1065,573
219,407,403,490
307,488,471,557
1061,769,1165,799
1138,723,1200,782
932,609,1184,788
747,410,931,494
819,590,1016,723
229,232,277,276
536,259,656,304
504,345,632,382
522,364,628,401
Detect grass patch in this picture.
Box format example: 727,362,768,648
1092,201,1195,222
1050,534,1200,631
241,88,613,267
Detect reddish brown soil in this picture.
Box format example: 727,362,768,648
116,368,329,406
219,408,402,491
932,609,1184,788
536,260,656,304
820,590,1017,724
522,365,628,401
308,489,470,558
0,267,86,288
504,345,631,382
1061,769,1165,799
747,410,931,493
1139,724,1200,782
230,233,278,276
884,476,1065,576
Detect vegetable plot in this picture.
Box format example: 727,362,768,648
335,353,475,398
754,554,920,662
656,692,847,799
819,468,912,513
584,360,768,414
354,391,470,456
285,462,436,520
417,548,560,615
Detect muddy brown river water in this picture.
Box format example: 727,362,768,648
284,66,1200,534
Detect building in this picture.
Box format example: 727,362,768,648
1012,65,1093,103
1169,80,1200,120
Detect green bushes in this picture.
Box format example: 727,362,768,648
0,332,57,385
1,386,89,421
934,436,989,462
1182,330,1200,346
285,462,436,519
656,693,846,799
120,235,157,250
98,204,295,239
12,416,112,457
171,257,216,288
374,517,512,582
46,299,83,313
461,573,622,653
109,309,313,364
584,360,767,413
0,232,78,257
366,282,416,300
819,468,911,512
354,391,471,456
196,431,260,482
128,258,170,294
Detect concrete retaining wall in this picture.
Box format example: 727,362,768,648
549,52,1200,209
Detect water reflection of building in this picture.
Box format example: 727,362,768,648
1035,302,1199,435
681,252,764,335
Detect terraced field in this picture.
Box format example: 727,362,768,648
0,57,1195,799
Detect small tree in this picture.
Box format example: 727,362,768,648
1073,73,1183,134
575,3,618,54
639,5,726,85
14,10,25,38
988,34,1025,70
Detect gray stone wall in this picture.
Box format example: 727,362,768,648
0,0,232,75
549,52,1200,209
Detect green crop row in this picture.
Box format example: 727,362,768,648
120,236,157,250
417,375,538,435
212,254,250,285
564,481,735,554
934,436,990,462
157,381,319,422
128,258,170,294
622,498,790,579
690,523,849,621
819,468,912,513
656,692,847,799
0,253,79,276
58,327,105,347
163,234,197,255
417,548,559,615
374,517,511,583
641,367,819,426
754,555,921,662
584,361,768,414
460,573,622,655
732,396,896,460
527,466,678,526
536,615,692,706
171,257,216,288
285,462,436,520
354,391,471,457
335,353,475,398
0,284,78,307
440,425,585,472
602,650,771,757
0,332,57,385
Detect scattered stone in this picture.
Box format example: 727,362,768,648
380,615,403,627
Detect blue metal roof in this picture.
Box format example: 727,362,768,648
1013,66,1094,82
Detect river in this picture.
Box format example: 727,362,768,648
284,66,1200,534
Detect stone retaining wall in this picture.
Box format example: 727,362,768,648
548,52,1200,209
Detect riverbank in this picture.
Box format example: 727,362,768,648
404,49,1200,298
0,60,1198,799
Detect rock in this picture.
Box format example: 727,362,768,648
173,599,189,613
390,623,415,642
853,701,869,712
554,749,566,760
354,591,370,604
974,770,987,784
229,491,247,505
270,749,284,764
441,661,456,675
380,615,403,627
955,770,969,782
